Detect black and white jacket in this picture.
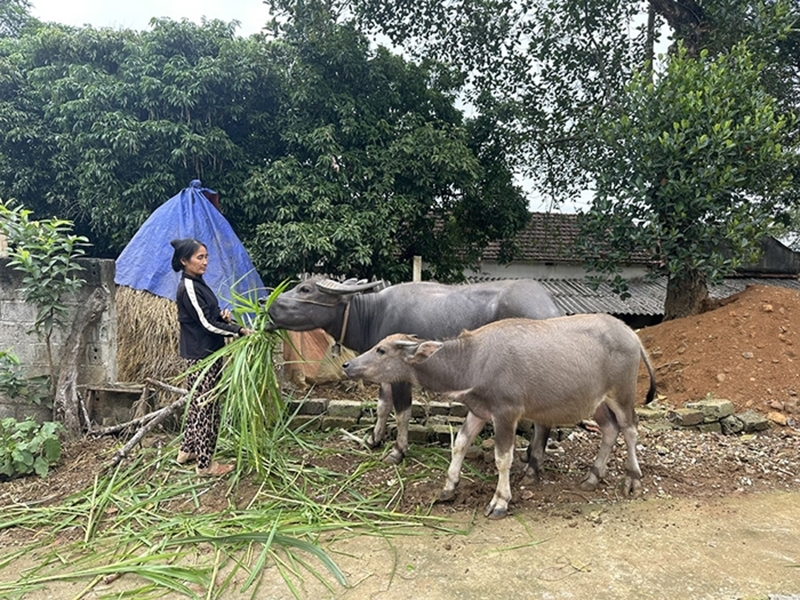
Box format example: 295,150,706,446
176,273,241,359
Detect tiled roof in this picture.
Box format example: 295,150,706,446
481,212,652,264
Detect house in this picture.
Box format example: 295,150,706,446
468,212,800,326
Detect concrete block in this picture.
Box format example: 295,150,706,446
288,414,322,431
427,401,451,416
326,399,362,419
695,422,722,434
737,410,770,433
288,397,327,415
636,406,668,421
720,415,744,435
667,408,704,427
449,402,469,418
407,423,431,444
685,399,734,422
320,416,359,431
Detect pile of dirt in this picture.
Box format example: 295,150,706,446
637,284,800,419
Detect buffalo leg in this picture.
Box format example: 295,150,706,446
366,383,394,450
523,424,551,483
438,411,486,503
383,382,412,465
581,403,619,491
485,416,518,519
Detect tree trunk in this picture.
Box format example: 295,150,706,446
664,270,708,320
53,286,109,438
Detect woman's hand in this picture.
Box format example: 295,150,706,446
239,327,254,336
220,308,232,323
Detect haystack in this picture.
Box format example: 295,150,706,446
116,286,186,389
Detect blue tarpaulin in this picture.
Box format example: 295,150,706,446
114,180,265,309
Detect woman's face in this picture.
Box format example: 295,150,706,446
181,245,208,278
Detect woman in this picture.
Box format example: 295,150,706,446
170,238,253,476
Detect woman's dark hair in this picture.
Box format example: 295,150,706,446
170,238,205,272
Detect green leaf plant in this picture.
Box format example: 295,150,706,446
0,199,90,396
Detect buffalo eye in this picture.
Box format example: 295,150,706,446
376,347,386,355
299,284,312,293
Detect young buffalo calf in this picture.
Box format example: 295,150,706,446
343,315,656,519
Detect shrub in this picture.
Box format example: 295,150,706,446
0,418,63,479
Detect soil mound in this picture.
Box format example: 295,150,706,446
637,284,800,418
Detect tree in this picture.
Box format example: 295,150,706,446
0,19,282,256
0,0,34,38
244,3,527,284
578,43,797,319
281,0,800,314
0,199,97,436
0,14,526,284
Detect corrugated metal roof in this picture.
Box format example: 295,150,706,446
467,275,800,317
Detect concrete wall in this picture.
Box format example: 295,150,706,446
0,257,117,422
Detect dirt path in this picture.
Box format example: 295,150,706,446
240,491,800,600
5,490,799,599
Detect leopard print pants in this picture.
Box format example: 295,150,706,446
179,359,223,470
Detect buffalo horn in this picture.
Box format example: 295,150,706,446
315,278,384,295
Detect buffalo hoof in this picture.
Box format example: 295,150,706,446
364,433,383,450
521,467,541,487
436,488,457,504
484,504,509,519
382,448,404,465
622,476,642,497
579,478,599,492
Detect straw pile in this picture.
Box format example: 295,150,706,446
115,286,186,392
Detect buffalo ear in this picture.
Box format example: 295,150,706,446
410,341,443,363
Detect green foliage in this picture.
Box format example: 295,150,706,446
0,417,62,479
579,42,797,302
246,3,527,283
0,350,50,406
0,199,89,338
0,0,34,38
0,20,281,255
0,13,525,282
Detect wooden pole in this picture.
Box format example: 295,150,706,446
412,255,422,282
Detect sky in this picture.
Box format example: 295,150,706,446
29,0,273,37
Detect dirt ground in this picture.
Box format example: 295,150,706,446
2,284,800,599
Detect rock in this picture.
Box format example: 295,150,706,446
685,398,734,422
736,410,770,433
742,352,754,359
667,408,705,427
636,406,668,421
326,399,363,418
767,411,788,426
720,415,744,435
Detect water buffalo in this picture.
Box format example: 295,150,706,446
267,277,563,463
342,315,657,519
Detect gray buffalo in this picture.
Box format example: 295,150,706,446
342,315,656,518
267,277,563,463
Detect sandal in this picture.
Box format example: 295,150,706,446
196,462,234,477
176,451,196,465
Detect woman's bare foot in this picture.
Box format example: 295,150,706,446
195,462,234,477
176,451,196,465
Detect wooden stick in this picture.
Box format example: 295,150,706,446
107,394,191,468
144,377,189,397
89,379,188,437
89,406,163,436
